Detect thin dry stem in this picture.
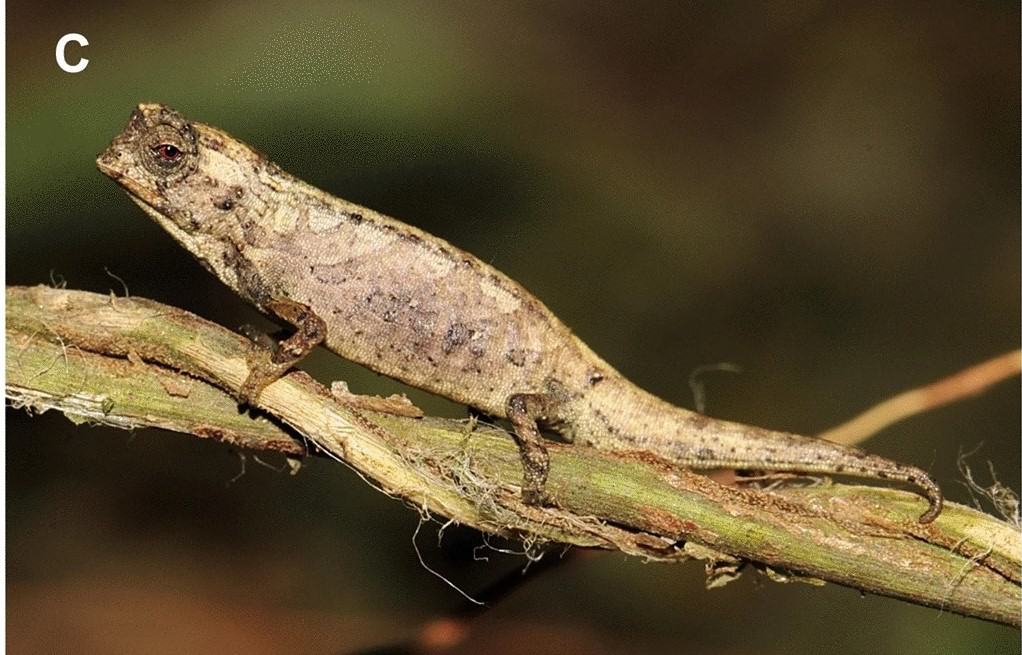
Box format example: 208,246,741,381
819,350,1021,446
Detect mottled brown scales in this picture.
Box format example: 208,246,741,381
97,103,944,523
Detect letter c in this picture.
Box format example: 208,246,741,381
56,33,89,73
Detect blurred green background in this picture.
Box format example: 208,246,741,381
6,1,1020,653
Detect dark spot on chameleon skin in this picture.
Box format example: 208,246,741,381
214,197,235,211
543,378,572,398
206,137,224,152
443,323,471,354
697,448,716,460
505,349,527,367
490,272,521,296
323,274,347,285
876,471,889,479
834,465,846,473
349,212,363,224
181,124,197,145
158,108,178,123
587,371,605,386
590,406,620,437
221,244,272,306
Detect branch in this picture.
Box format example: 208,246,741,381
5,285,1020,626
819,350,1022,446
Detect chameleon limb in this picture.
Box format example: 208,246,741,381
240,298,326,403
506,393,555,505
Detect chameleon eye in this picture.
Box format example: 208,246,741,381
152,143,183,162
137,122,195,177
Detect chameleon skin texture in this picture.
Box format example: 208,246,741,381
97,103,943,522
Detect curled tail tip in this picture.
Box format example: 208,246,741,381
914,474,944,524
917,492,943,524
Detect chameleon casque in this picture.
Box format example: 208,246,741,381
97,103,943,523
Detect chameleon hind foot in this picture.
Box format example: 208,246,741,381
506,392,557,505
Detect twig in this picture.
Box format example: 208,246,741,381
5,285,1020,626
819,350,1021,446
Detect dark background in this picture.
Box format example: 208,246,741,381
6,2,1020,653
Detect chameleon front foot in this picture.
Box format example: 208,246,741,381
239,349,292,404
237,297,326,405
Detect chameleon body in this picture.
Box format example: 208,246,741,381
97,103,943,523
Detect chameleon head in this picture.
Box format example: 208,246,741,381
97,103,271,288
96,103,204,230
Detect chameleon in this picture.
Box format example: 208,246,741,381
96,103,943,523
